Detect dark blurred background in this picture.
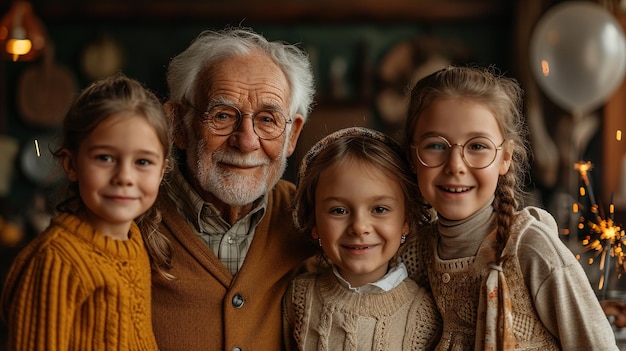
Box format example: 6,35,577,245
1,0,626,348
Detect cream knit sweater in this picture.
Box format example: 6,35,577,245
283,269,441,351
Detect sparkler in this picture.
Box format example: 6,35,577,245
575,160,626,300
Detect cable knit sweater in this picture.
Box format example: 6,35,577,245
282,268,442,351
1,213,157,351
401,204,618,351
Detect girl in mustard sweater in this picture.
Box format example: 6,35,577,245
1,73,171,350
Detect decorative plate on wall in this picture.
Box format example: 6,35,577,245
17,44,77,128
374,36,469,138
80,33,125,81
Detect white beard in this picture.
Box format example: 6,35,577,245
192,137,288,206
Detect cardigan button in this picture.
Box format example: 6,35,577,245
231,347,242,351
232,294,245,308
441,273,451,283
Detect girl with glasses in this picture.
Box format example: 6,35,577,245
401,65,618,350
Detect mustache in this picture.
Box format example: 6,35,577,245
212,149,272,167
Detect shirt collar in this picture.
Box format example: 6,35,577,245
332,261,408,294
166,164,267,232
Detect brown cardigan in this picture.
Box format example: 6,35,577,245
151,179,316,351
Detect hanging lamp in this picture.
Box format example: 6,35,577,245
0,1,47,62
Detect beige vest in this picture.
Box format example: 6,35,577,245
425,211,560,350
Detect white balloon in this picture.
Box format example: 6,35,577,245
530,1,626,116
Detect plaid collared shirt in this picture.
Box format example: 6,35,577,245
166,166,267,275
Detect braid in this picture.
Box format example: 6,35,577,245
493,171,519,253
405,65,529,254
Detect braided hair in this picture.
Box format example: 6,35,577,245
404,65,528,252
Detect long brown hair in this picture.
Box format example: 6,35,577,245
53,72,174,279
405,65,529,251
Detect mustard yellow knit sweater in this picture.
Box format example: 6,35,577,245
1,213,158,351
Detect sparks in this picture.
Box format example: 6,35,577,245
573,160,625,297
574,161,593,186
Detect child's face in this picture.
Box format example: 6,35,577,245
63,113,166,239
411,97,512,221
312,160,409,288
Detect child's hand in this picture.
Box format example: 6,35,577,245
601,300,626,328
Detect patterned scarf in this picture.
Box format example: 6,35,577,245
475,234,516,350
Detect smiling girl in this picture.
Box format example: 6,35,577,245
283,127,441,350
1,73,171,350
401,66,617,350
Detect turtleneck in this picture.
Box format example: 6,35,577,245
437,197,496,259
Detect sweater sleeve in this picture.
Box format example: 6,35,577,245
6,246,85,351
517,209,618,351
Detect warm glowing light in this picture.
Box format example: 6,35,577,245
575,161,593,173
34,139,40,157
583,213,626,288
618,130,623,141
0,1,47,62
586,238,602,250
541,60,550,77
573,157,626,295
6,38,31,60
588,217,622,241
573,203,579,213
599,275,605,290
574,161,593,186
605,226,617,240
600,251,606,270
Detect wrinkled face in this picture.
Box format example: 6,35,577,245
63,114,166,239
312,160,409,288
411,97,512,221
177,52,303,206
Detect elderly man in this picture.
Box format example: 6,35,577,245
149,27,317,351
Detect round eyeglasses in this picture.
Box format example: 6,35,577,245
412,135,505,169
184,101,292,140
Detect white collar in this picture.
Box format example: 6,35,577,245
332,261,408,294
